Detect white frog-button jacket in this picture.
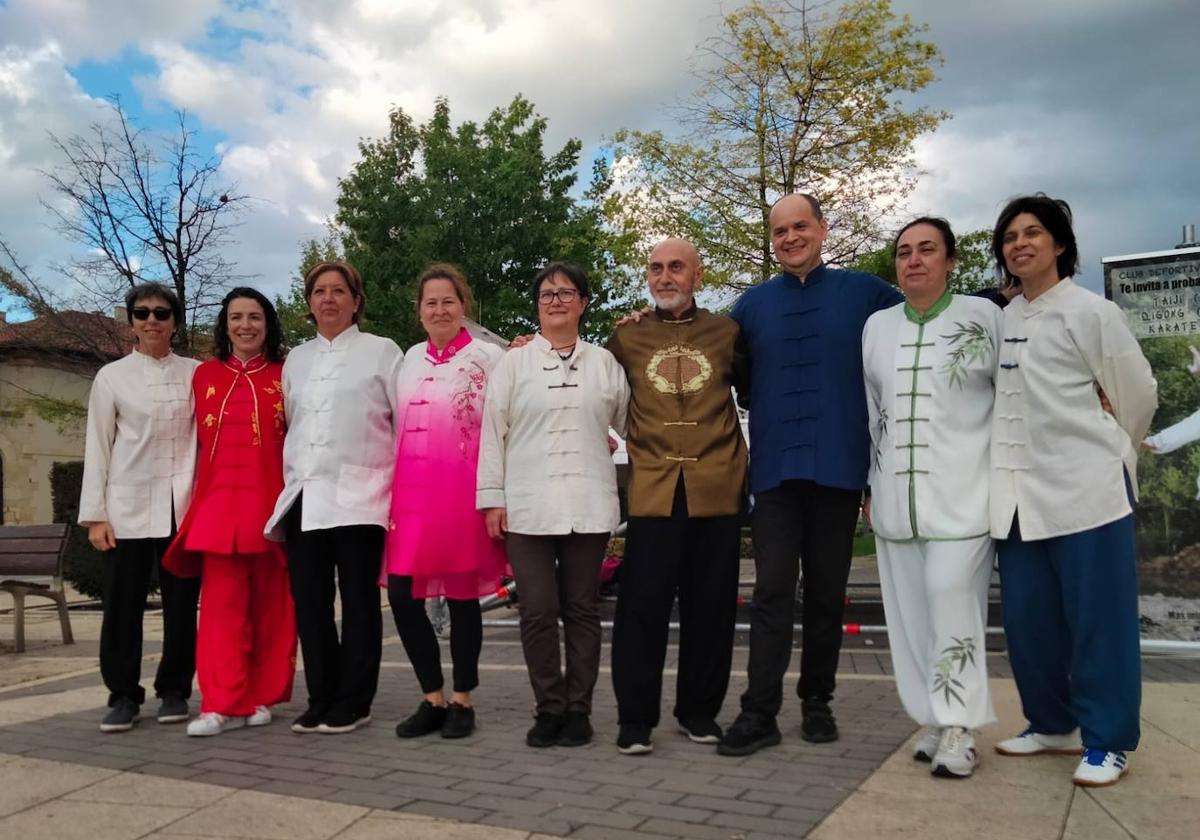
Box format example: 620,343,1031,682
990,279,1158,540
864,294,1003,541
79,350,201,539
265,325,404,538
476,333,631,535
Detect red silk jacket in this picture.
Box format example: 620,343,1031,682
164,355,286,577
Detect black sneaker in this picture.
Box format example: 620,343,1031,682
716,712,782,756
157,694,189,724
800,699,839,743
441,703,475,739
395,701,447,738
526,712,564,748
100,698,140,733
318,708,372,734
557,711,593,747
677,717,723,744
616,724,653,755
291,705,325,733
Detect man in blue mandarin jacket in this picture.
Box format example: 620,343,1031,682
717,193,902,756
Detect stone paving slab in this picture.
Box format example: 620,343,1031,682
3,610,1198,839
0,654,914,839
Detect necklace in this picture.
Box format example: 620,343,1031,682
552,340,576,361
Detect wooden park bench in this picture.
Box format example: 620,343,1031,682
0,524,75,653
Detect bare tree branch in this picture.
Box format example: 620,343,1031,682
32,97,249,352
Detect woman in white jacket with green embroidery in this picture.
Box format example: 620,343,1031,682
862,217,1003,779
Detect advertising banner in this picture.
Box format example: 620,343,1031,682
1107,247,1200,642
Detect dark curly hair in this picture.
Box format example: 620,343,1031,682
213,287,284,362
992,194,1079,283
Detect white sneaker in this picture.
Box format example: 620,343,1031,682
912,727,942,763
931,727,978,778
186,712,247,737
247,706,272,727
1073,749,1129,787
994,728,1082,756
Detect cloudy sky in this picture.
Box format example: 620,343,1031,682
0,0,1195,312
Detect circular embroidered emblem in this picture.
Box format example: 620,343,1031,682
645,343,713,394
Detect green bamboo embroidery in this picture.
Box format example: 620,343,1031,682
873,407,889,470
932,636,977,706
939,321,991,389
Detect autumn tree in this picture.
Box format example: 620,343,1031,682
610,0,947,289
329,95,640,346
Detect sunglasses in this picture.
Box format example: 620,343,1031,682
132,306,173,322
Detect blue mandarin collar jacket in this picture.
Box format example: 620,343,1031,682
731,263,902,494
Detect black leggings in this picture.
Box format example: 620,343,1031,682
387,575,482,694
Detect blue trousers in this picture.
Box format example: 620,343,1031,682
998,513,1141,752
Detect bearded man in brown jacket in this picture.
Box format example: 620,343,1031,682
607,238,748,756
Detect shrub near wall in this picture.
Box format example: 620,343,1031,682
49,461,104,599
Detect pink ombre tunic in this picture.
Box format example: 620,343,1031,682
384,328,508,599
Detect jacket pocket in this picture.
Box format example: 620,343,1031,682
336,463,391,513
108,483,150,535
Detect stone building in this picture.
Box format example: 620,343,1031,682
0,310,130,524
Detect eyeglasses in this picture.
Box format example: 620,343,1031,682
537,288,579,305
132,306,174,322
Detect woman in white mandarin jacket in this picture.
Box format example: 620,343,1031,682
863,217,1001,780
265,260,403,736
988,195,1156,789
79,282,201,733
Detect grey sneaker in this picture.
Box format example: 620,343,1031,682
100,698,140,733
157,694,189,724
912,726,943,762
931,727,978,779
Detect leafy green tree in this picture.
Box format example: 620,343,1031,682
1137,336,1200,556
952,230,998,293
330,96,640,346
851,228,997,293
275,234,341,350
610,0,947,290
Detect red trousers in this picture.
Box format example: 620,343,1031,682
197,552,297,715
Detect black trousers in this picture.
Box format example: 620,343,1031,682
387,575,482,695
100,535,200,707
505,531,609,715
741,479,861,718
284,495,384,718
611,477,740,728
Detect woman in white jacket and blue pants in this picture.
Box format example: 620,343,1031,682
989,195,1157,788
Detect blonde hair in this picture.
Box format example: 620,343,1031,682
415,263,475,319
303,260,366,323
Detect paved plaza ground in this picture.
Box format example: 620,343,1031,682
1,593,1198,839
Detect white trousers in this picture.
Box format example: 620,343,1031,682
876,535,997,729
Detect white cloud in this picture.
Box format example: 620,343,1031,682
0,43,111,306
1,0,1196,310
0,0,221,62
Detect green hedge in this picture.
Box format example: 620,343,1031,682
49,461,104,600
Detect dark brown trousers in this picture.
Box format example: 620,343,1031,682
505,531,610,715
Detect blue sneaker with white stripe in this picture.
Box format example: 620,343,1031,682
1072,748,1128,787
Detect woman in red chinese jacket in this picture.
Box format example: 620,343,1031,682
164,287,296,736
